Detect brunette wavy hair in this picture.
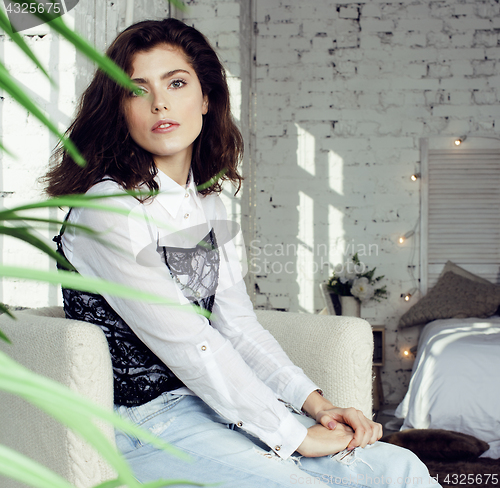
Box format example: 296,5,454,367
44,18,243,197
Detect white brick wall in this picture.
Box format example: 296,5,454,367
2,0,499,405
250,0,500,403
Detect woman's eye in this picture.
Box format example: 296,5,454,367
130,86,147,97
170,79,186,89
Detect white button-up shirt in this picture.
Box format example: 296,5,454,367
62,170,319,459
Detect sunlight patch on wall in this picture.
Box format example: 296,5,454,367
298,191,315,312
227,74,241,122
328,204,345,270
295,123,315,176
221,71,243,260
328,150,343,195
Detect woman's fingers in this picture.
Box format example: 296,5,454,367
346,408,370,448
316,407,383,450
297,423,355,458
317,412,337,430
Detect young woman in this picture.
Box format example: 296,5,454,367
46,18,439,487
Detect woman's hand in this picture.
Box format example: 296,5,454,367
315,406,382,450
296,422,354,458
301,391,382,451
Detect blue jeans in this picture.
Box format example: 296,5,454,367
115,393,441,487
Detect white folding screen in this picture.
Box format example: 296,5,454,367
420,138,500,294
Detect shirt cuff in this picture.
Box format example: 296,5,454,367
264,410,308,460
280,375,321,412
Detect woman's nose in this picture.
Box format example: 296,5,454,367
151,92,170,114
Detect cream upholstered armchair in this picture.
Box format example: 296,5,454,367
0,306,373,488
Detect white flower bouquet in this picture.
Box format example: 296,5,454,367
327,253,387,303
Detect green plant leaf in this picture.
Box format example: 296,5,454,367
0,60,85,166
0,214,102,239
0,7,52,82
92,480,124,488
0,320,12,343
0,192,154,217
0,211,129,262
94,478,208,488
24,3,139,95
0,225,75,271
34,401,137,487
163,0,188,11
0,302,15,319
0,351,190,461
0,139,15,158
0,193,186,234
142,480,208,487
196,168,228,192
0,212,91,230
0,265,210,318
0,444,74,488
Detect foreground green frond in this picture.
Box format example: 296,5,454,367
0,444,74,488
0,7,52,82
164,0,188,11
94,477,207,488
0,320,12,343
0,351,190,461
142,480,207,488
196,169,228,192
0,265,210,318
0,139,15,158
0,192,155,218
0,366,139,488
0,214,101,237
27,4,139,95
0,192,186,235
0,225,75,271
0,60,84,166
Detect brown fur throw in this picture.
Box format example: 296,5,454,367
381,429,489,462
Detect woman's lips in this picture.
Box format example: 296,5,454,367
151,119,179,133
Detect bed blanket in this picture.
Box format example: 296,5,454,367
395,317,500,459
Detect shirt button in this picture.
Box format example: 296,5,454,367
184,192,189,198
237,422,243,427
184,213,190,219
274,445,281,452
201,345,207,351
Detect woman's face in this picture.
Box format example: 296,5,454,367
123,44,208,172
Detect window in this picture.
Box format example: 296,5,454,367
420,137,500,294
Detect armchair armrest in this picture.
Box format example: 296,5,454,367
0,307,115,488
255,310,373,418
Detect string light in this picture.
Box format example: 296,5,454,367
402,345,417,358
410,173,420,181
454,135,467,146
403,287,417,302
398,230,415,244
399,220,419,305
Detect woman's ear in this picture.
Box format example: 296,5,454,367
202,96,209,115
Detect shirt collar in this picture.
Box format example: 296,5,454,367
154,169,200,218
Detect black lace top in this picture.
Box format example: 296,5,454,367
55,215,219,407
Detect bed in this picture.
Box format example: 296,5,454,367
395,316,500,459
394,262,500,460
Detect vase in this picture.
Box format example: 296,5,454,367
340,296,361,317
